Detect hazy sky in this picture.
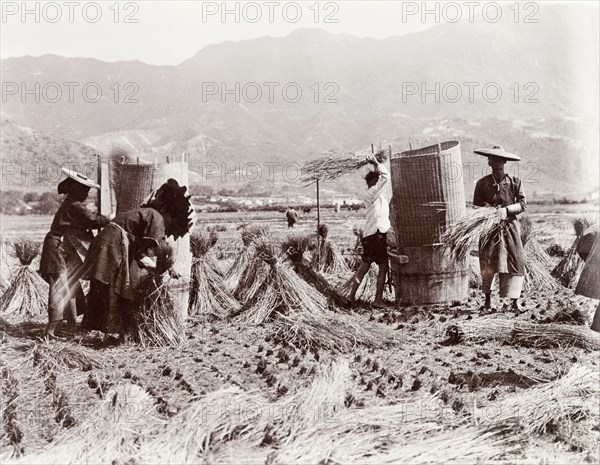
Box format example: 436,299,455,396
1,0,580,65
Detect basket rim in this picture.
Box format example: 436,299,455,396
395,141,460,159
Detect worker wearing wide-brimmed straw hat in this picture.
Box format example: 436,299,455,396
39,168,110,339
473,146,527,312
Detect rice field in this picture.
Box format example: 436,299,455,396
1,203,599,464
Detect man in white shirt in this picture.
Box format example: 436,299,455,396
349,154,391,307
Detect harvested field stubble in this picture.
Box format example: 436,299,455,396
1,204,598,465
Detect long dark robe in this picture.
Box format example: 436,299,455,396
473,174,526,277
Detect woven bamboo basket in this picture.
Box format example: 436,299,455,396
152,159,192,322
390,141,468,305
116,163,155,214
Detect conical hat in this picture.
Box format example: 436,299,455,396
474,145,521,161
61,168,101,189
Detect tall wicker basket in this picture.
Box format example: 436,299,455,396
116,163,155,214
390,141,468,305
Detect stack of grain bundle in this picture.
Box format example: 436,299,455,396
0,238,48,320
189,230,239,320
552,218,593,288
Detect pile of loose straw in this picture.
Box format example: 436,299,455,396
0,238,48,320
11,383,158,464
442,207,504,261
478,364,599,451
189,230,239,320
301,148,388,183
552,218,592,288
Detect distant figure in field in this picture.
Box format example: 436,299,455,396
576,227,600,332
473,146,526,312
349,153,391,308
286,206,298,228
39,169,110,339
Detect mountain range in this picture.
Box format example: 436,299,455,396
1,3,598,197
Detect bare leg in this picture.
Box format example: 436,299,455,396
374,261,389,307
591,302,600,333
46,320,61,338
511,298,521,312
349,262,370,302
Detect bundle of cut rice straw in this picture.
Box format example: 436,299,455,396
521,219,559,291
442,207,504,261
273,310,396,353
281,234,350,308
224,224,270,292
446,316,600,351
0,239,48,320
552,218,592,288
311,224,350,274
31,341,105,372
189,230,239,320
301,148,388,183
130,243,186,348
238,238,328,324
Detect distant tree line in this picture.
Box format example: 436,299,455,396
1,191,62,215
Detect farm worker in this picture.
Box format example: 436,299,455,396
286,206,298,228
81,179,194,339
39,168,110,339
349,152,391,308
575,227,600,332
473,146,527,312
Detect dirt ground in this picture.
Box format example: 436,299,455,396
1,203,599,464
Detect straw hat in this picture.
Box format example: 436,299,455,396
474,145,521,161
60,168,101,189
